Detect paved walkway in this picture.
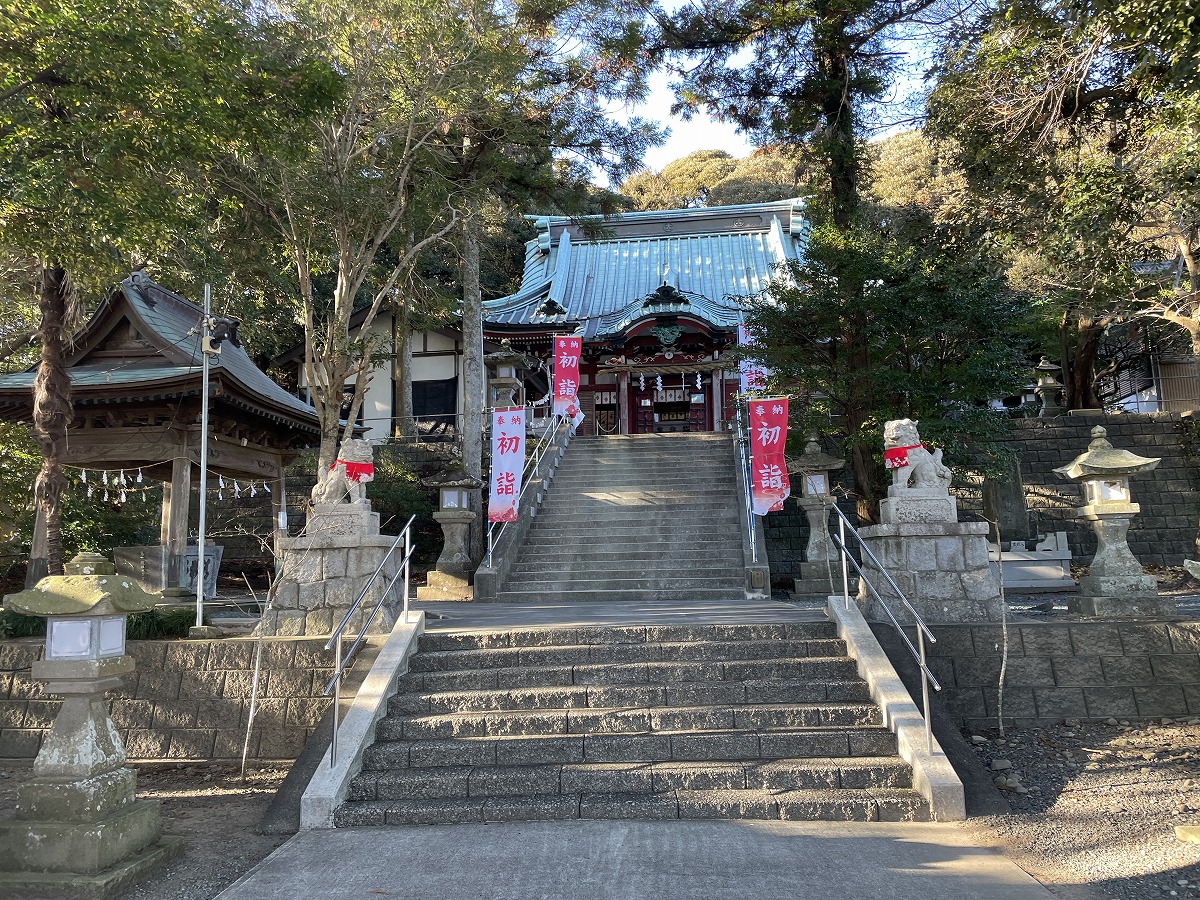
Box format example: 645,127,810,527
215,820,1053,900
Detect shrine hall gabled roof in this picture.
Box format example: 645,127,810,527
0,274,320,434
483,198,808,340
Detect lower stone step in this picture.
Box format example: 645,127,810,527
360,726,898,769
335,787,929,826
390,678,873,715
347,758,915,803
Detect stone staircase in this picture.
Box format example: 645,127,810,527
334,621,930,825
497,433,747,602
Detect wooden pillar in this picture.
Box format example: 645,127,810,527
714,371,725,430
616,372,629,436
270,459,287,562
164,455,191,558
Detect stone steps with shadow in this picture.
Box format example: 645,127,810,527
333,622,930,826
497,433,750,602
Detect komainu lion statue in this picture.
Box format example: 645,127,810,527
883,419,952,491
311,438,376,504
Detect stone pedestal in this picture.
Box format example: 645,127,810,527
989,531,1076,592
0,657,183,899
417,509,477,601
792,496,840,597
857,447,1003,623
259,501,402,637
1070,507,1174,616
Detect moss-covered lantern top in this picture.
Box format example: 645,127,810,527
3,552,160,618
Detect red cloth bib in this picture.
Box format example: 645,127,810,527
883,444,925,469
337,460,375,482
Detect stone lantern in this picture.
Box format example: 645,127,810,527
418,468,485,601
0,552,182,896
789,437,846,598
1034,357,1065,418
484,340,531,409
1054,425,1172,616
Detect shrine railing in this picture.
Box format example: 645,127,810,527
484,410,572,569
322,513,416,767
827,504,941,753
733,396,758,563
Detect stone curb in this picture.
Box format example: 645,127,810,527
299,612,425,829
826,597,966,821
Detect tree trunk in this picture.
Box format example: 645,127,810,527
461,210,485,563
1068,317,1104,410
27,263,72,585
396,302,416,439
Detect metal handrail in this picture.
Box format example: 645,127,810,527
484,411,571,567
734,396,758,563
827,503,941,754
322,513,416,767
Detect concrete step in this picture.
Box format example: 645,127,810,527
405,639,848,672
504,547,739,566
396,656,861,691
336,786,928,825
417,622,837,651
507,556,744,575
360,726,898,770
380,702,882,741
505,563,745,582
519,521,742,540
498,578,746,596
390,678,872,715
345,757,915,803
490,587,749,603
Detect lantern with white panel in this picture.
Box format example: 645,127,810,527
0,552,182,895
1054,425,1172,616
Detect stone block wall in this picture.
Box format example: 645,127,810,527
994,413,1200,567
765,413,1200,577
0,637,336,761
877,620,1200,730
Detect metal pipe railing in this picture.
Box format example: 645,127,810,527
484,411,571,568
733,396,758,563
322,513,417,767
828,503,940,754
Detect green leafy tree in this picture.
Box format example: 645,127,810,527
1,0,335,580
926,0,1200,408
746,213,1030,514
620,146,821,210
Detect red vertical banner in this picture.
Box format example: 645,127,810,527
488,407,525,523
553,335,581,419
749,397,790,514
738,323,770,394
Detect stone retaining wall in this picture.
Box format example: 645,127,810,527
877,620,1200,731
0,637,336,761
765,413,1200,578
995,413,1200,568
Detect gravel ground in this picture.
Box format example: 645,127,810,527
961,718,1200,900
4,723,1200,900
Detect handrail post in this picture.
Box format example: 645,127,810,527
839,512,850,610
919,626,932,754
402,521,411,624
331,630,342,767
